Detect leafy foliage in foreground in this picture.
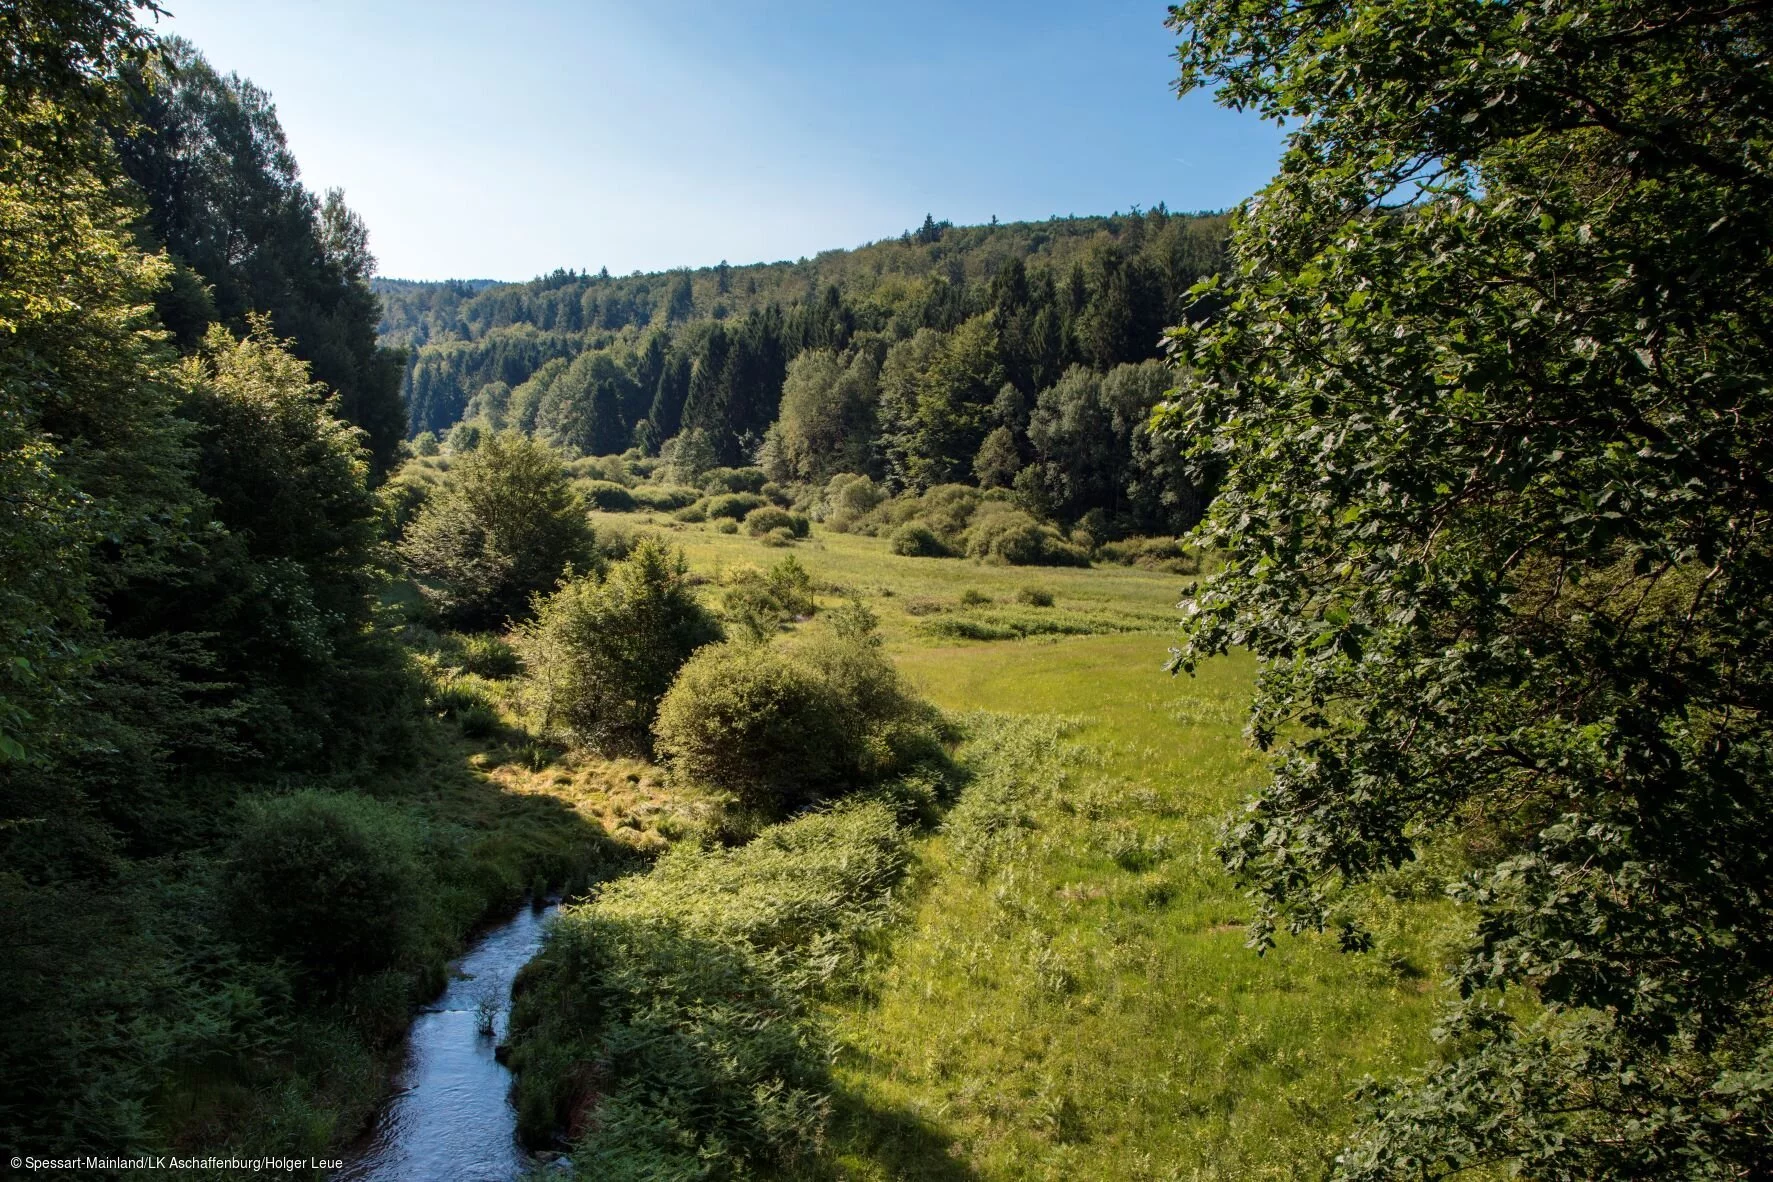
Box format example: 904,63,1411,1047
0,7,620,1160
1164,0,1773,1174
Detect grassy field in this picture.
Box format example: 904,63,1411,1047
532,513,1453,1178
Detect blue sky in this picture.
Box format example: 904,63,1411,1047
151,1,1285,281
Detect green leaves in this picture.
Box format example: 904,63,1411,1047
400,431,596,628
1165,0,1773,1174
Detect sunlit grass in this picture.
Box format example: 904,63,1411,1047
820,638,1455,1179
464,513,1458,1177
589,509,1185,649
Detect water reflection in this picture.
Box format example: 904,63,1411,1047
335,901,557,1182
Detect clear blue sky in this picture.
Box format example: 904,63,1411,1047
150,1,1284,281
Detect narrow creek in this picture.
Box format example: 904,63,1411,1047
335,900,558,1182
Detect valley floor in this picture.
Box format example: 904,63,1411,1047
825,634,1448,1180
485,515,1460,1179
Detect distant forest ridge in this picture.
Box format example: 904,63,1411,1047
377,208,1232,466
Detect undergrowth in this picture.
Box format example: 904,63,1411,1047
505,801,916,1179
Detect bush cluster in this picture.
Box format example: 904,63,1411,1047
520,537,722,754
224,791,429,983
630,484,700,512
890,521,948,557
720,555,816,640
653,626,941,820
963,507,1089,566
819,473,887,530
743,505,810,538
703,491,769,521
857,483,1091,566
700,466,769,495
578,479,636,512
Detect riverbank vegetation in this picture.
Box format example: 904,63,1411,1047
0,10,618,1160
6,0,1770,1178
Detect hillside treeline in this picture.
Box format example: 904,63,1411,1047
0,7,606,1158
116,36,409,476
390,209,1228,538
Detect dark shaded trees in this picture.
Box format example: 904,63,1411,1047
115,39,407,476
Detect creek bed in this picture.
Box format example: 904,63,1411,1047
335,900,557,1181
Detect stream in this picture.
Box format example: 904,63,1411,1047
335,900,559,1182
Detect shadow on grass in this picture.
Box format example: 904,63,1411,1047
816,1080,979,1182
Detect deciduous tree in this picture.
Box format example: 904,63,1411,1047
1164,1,1773,1174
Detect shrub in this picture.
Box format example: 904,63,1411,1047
761,527,795,547
671,500,708,523
721,556,816,640
596,522,638,561
520,537,722,754
963,509,1089,567
744,505,792,535
579,480,636,512
890,522,948,557
567,454,631,485
654,624,939,819
1016,585,1056,607
827,473,884,514
704,492,768,520
630,484,700,512
400,432,597,627
917,483,983,538
700,466,768,494
715,518,738,534
653,642,849,816
224,791,428,981
959,588,992,606
744,506,809,538
826,597,879,641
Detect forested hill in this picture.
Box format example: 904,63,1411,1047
380,209,1229,520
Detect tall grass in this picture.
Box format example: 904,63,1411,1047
824,637,1459,1180
478,516,1456,1180
505,802,913,1178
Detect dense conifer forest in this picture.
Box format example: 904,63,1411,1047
3,1,1770,1179
383,208,1230,541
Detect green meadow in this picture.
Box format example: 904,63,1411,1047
550,512,1457,1179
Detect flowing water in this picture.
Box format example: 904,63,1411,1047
335,901,558,1182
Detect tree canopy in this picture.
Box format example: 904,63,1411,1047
400,430,596,627
1164,0,1773,1175
115,37,408,476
